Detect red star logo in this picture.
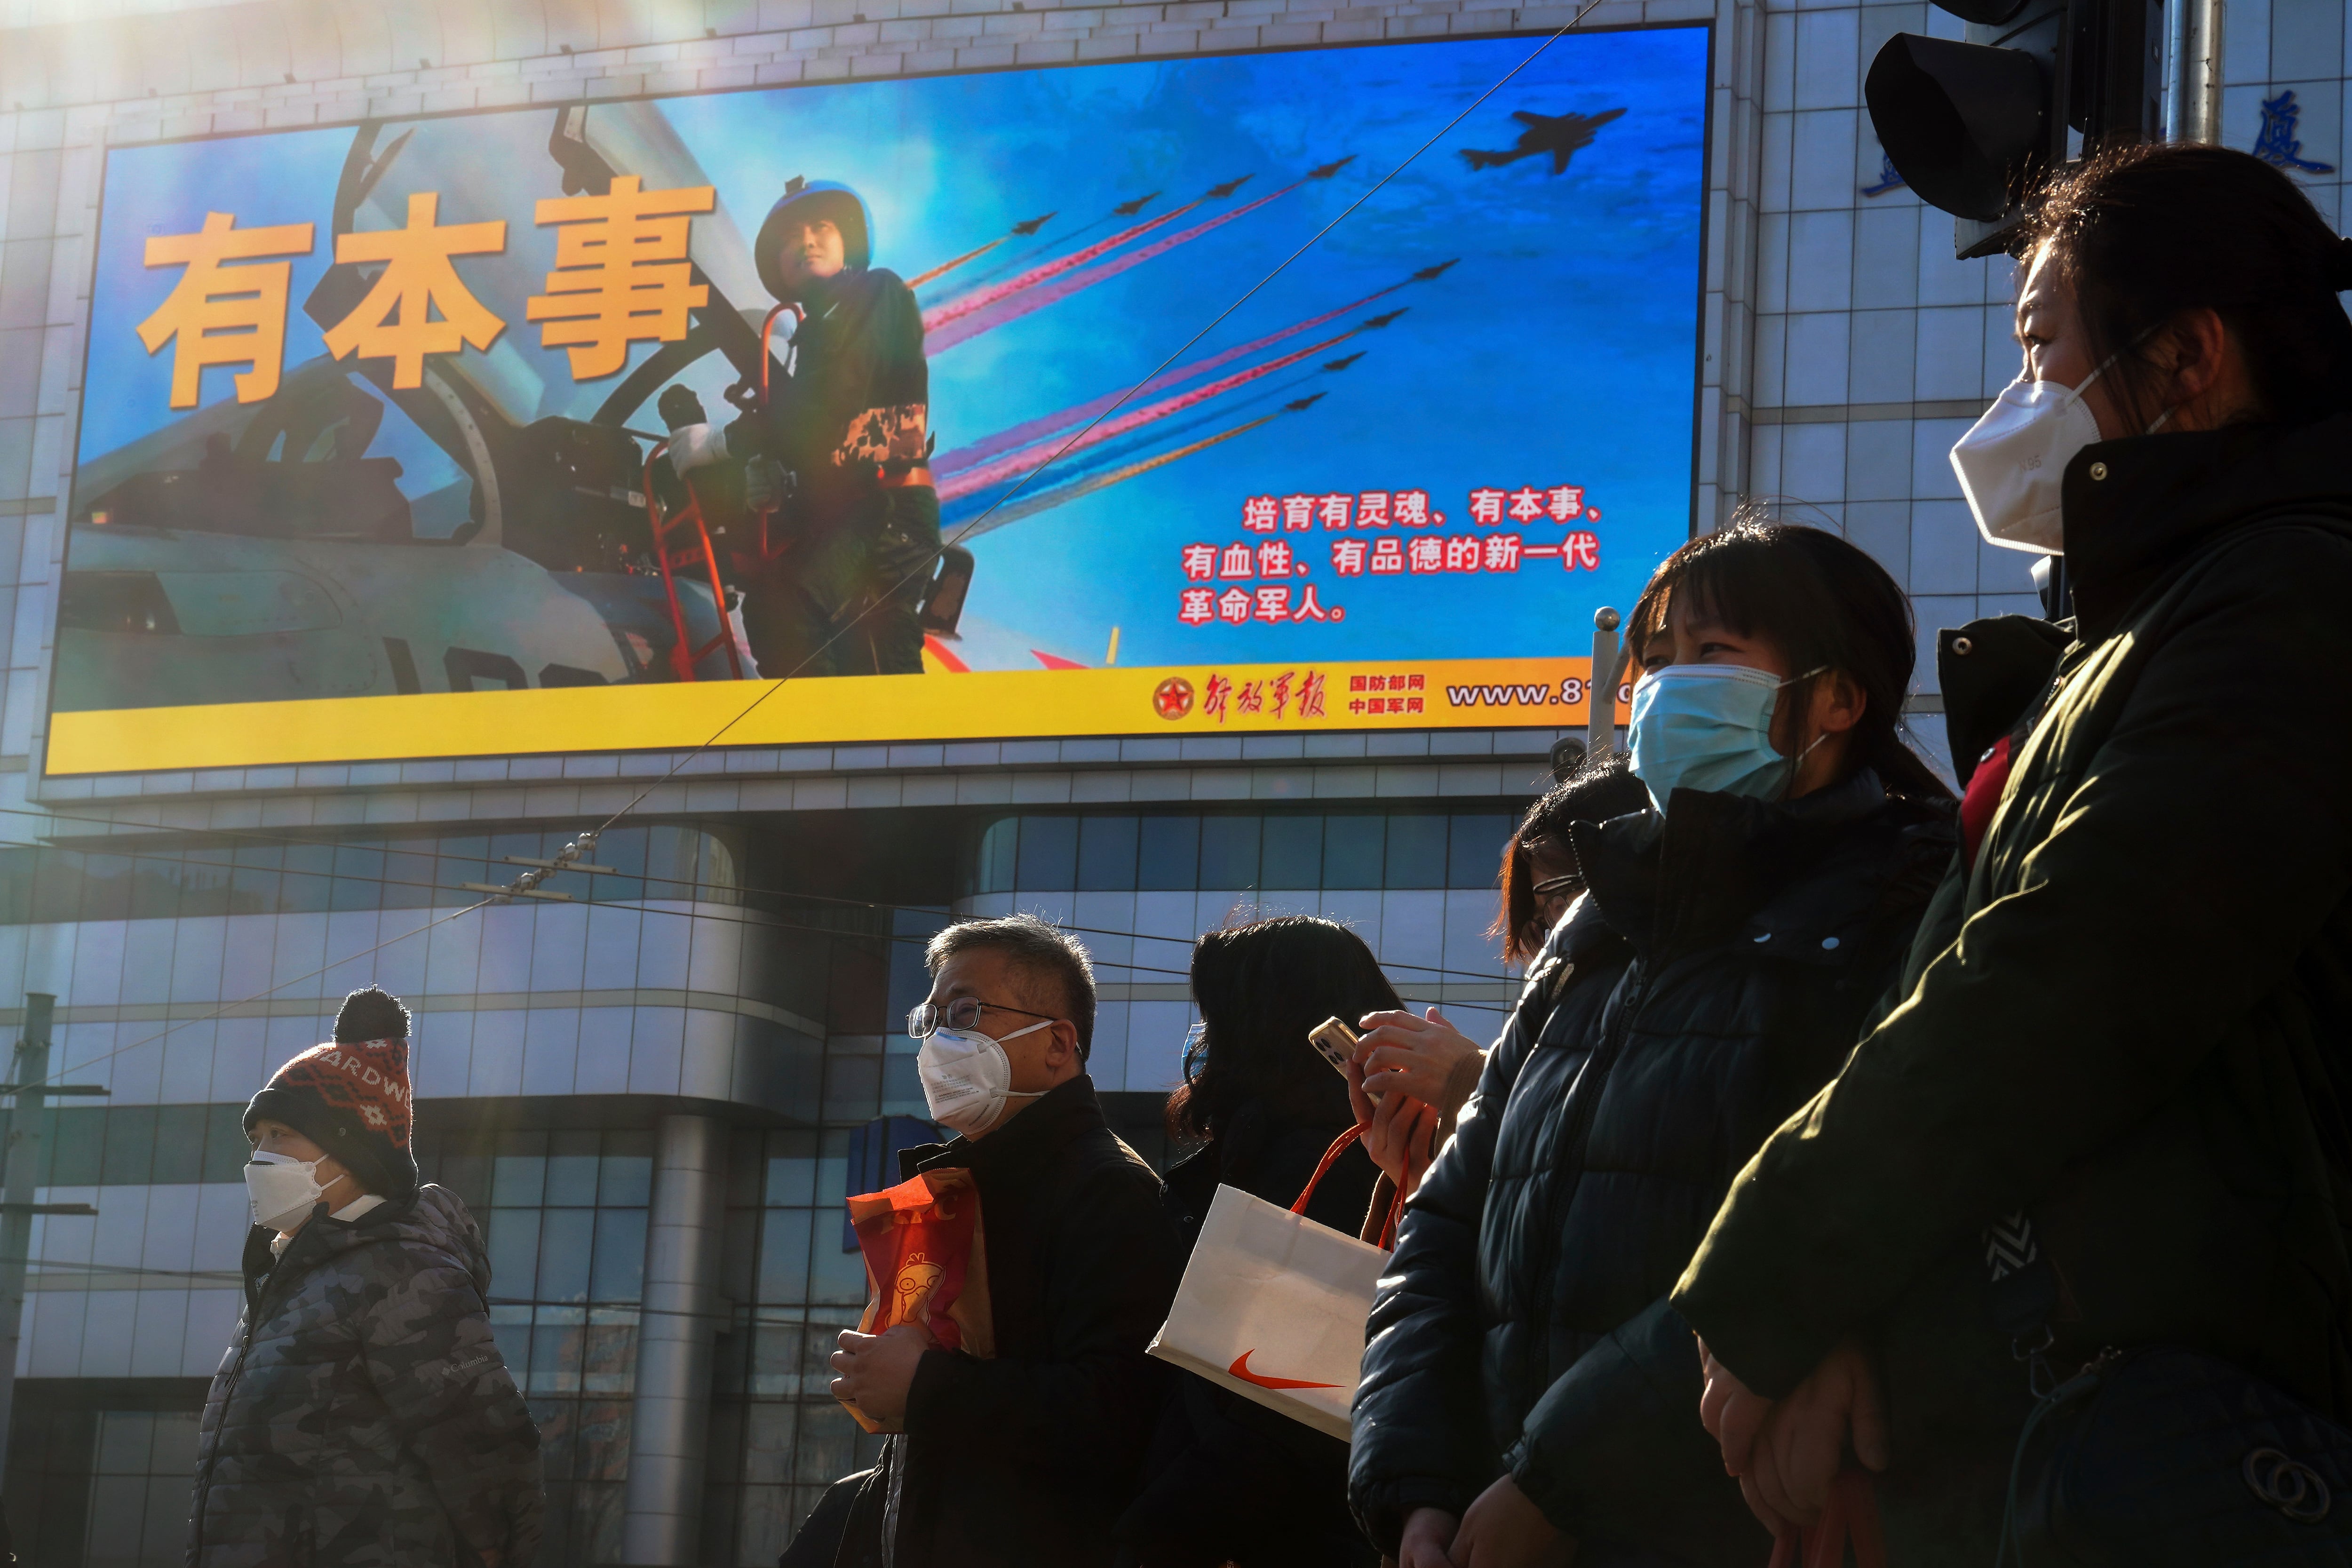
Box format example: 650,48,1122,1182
1152,677,1193,721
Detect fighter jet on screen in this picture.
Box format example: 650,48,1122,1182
1461,107,1628,175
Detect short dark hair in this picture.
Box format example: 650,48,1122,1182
1166,915,1403,1145
1628,515,1953,805
2023,142,2352,430
1493,751,1653,964
926,914,1097,1060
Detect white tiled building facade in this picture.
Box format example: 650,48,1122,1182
0,0,2340,1561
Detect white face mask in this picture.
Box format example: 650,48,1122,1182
245,1151,328,1231
1949,357,2119,556
917,1019,1054,1135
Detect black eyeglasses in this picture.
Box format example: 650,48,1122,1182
1531,873,1585,899
906,996,1060,1038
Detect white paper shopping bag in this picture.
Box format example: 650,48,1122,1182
1146,1180,1390,1440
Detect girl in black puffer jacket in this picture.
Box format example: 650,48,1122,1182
1349,520,1957,1568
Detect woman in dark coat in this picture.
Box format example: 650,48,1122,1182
1678,145,2352,1565
1348,520,1957,1568
1117,915,1402,1568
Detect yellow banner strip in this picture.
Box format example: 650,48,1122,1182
47,657,1636,775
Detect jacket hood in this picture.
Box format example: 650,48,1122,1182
2063,411,2352,642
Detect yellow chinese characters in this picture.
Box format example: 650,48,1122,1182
321,192,509,390
135,212,315,409
526,176,715,379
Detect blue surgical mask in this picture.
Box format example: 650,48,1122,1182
1628,663,1828,812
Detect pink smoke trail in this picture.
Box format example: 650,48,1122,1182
934,283,1404,477
920,201,1202,332
938,328,1356,501
927,181,1308,355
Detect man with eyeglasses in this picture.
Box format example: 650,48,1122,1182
788,913,1180,1568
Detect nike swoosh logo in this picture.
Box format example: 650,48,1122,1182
1228,1350,1343,1390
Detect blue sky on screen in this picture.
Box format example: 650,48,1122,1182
83,29,1708,671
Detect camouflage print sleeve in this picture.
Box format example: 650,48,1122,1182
356,1251,545,1567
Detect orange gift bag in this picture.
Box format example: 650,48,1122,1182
839,1167,995,1433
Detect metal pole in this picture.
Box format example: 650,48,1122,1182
1588,608,1621,759
0,995,54,1475
620,1113,727,1565
2163,0,2192,140
2185,0,2225,143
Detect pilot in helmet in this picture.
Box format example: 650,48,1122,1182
731,176,939,679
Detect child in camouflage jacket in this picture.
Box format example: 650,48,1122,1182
188,988,543,1568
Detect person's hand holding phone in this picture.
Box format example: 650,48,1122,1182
1344,1054,1440,1198
1353,1007,1481,1107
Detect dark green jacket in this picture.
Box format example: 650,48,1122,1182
1674,413,2352,1558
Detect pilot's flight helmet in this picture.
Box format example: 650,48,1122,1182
757,177,874,300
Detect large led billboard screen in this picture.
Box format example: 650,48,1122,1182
51,29,1708,774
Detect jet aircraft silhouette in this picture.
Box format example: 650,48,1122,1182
1461,108,1627,175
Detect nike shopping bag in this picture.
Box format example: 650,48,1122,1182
1146,1164,1389,1440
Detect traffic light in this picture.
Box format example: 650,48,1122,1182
1867,0,2163,257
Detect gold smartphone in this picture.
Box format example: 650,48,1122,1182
1308,1016,1378,1095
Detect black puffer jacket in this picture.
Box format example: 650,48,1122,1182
1118,1106,1379,1568
1350,772,1955,1564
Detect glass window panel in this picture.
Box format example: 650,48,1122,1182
204,1103,253,1183
810,1230,867,1305
1075,817,1139,891
599,1153,653,1209
127,853,182,920
814,1130,852,1208
530,1309,584,1393
1324,816,1386,889
279,842,334,913
1136,817,1200,891
493,1154,547,1207
1198,817,1261,890
151,1106,207,1184
77,853,133,922
538,1209,596,1303
82,1476,149,1560
177,847,236,918
486,1209,541,1301
1448,813,1515,889
1385,815,1449,889
330,845,385,912
546,1133,600,1206
93,1411,154,1475
972,818,1017,895
379,848,438,910
99,1106,157,1186
147,1412,199,1479
438,1153,493,1208
47,1107,101,1186
757,1209,814,1305
1260,816,1322,888
590,1210,647,1302
1013,816,1077,891
764,1149,818,1207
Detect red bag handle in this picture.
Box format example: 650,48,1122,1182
1766,1470,1887,1568
1292,1126,1409,1250
1293,1126,1365,1215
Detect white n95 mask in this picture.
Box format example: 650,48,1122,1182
245,1151,326,1231
1949,358,2117,555
917,1020,1053,1134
